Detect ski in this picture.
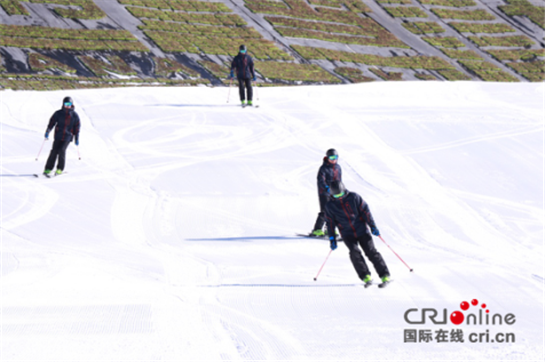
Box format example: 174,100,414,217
378,280,392,288
296,233,343,242
362,280,392,288
37,171,67,178
296,233,327,239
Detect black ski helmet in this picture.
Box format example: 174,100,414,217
62,96,73,107
326,148,338,158
239,44,247,53
329,180,346,197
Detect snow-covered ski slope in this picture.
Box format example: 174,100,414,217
1,82,543,361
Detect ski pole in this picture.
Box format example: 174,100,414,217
254,81,259,101
313,249,333,281
77,145,81,160
35,138,47,161
378,235,413,272
226,78,232,103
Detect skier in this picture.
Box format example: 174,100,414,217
311,148,342,236
229,44,256,107
325,180,391,286
43,96,80,176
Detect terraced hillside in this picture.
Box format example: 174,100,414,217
0,0,543,89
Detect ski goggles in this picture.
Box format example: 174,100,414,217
332,191,345,199
64,102,72,107
328,155,338,160
240,49,246,54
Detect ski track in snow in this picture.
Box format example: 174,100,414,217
400,124,543,155
1,83,543,360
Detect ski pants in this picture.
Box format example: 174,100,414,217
45,139,71,172
238,78,253,101
343,233,390,280
313,193,330,231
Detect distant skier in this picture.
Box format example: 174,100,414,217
229,44,256,107
43,96,80,176
311,148,342,237
325,181,391,286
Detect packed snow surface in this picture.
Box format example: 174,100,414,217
1,82,543,361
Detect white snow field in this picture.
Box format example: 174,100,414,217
1,82,543,361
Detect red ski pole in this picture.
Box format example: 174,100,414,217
77,145,81,160
313,249,333,281
35,138,47,161
378,235,413,272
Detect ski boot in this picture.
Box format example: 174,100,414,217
378,275,391,288
311,229,325,237
247,100,253,107
43,169,52,178
363,275,373,288
55,169,62,176
241,100,247,108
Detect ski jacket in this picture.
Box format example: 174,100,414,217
46,106,80,143
317,157,342,195
231,53,255,80
324,191,377,240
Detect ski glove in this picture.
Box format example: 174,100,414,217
75,138,79,146
45,131,49,139
329,236,337,250
229,70,234,79
253,75,256,81
371,226,380,236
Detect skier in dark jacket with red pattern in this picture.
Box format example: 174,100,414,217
311,148,342,236
325,180,390,286
229,44,256,107
43,96,80,176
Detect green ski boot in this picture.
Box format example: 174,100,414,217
379,276,391,288
363,275,373,288
311,229,325,237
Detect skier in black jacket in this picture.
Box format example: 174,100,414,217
43,96,80,176
229,44,256,107
325,181,390,286
311,148,342,236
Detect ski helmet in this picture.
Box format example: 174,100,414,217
326,148,338,157
329,181,346,198
62,96,73,107
239,44,247,53
326,148,338,160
